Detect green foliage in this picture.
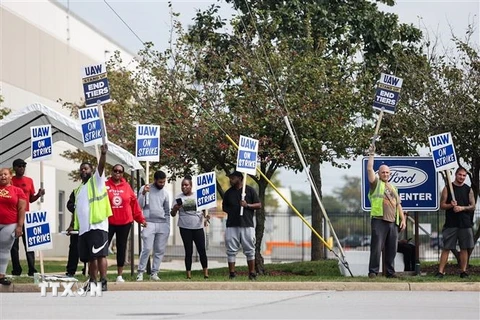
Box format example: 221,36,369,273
332,176,362,213
0,95,11,120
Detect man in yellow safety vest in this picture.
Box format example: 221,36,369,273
367,144,406,278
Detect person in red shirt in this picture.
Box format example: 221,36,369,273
106,164,146,282
0,167,27,285
10,159,45,276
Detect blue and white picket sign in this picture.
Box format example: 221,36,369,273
428,132,457,172
25,211,52,251
235,135,259,175
78,106,105,147
135,125,160,162
372,73,403,114
361,157,438,211
81,63,111,107
195,172,217,211
30,125,52,162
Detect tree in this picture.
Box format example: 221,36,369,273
186,0,423,267
0,95,10,120
61,1,425,271
381,29,480,242
332,176,362,213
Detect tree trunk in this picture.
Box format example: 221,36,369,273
310,161,324,260
255,179,267,274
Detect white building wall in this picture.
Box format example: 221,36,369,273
0,1,147,258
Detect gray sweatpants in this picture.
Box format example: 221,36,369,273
138,221,170,274
0,224,17,274
225,227,255,262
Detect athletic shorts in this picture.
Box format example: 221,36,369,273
442,227,474,250
78,229,109,262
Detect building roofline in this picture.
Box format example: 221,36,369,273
49,0,138,57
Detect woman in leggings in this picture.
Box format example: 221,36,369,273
106,164,146,282
170,176,209,279
0,168,27,285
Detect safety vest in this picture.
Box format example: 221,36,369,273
368,179,400,225
73,176,112,230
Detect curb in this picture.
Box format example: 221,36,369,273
2,281,479,293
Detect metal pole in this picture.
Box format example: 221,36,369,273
130,169,135,277
414,212,421,275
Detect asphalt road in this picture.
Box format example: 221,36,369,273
1,290,479,319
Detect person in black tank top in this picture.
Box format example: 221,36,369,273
436,167,476,279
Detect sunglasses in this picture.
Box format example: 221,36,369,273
113,169,124,174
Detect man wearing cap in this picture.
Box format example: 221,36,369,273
222,171,261,280
10,159,45,276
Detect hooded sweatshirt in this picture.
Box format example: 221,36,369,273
138,183,170,223
106,178,145,226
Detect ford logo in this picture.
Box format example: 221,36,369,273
378,166,428,188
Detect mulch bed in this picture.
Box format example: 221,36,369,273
421,263,480,275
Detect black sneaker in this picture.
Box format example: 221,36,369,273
65,273,75,277
0,277,11,286
101,278,108,291
435,272,445,279
229,272,236,280
83,280,96,293
248,273,257,281
28,269,38,277
386,273,398,279
460,272,469,279
368,273,377,279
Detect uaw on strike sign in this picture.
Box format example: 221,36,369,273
79,106,105,147
373,73,403,114
428,132,457,172
195,172,217,211
30,125,52,161
135,125,160,161
236,135,259,175
25,211,52,251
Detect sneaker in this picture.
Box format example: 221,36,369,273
386,273,398,279
248,273,257,281
116,275,125,283
28,269,38,277
101,278,108,291
460,272,469,279
136,272,144,282
368,273,377,279
229,272,236,280
150,273,160,281
83,280,96,292
65,273,75,278
0,277,12,286
435,271,445,279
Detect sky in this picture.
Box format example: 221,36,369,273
55,0,479,195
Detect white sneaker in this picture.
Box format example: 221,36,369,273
116,275,125,283
150,273,160,281
136,273,143,282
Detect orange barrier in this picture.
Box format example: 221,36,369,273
264,241,312,255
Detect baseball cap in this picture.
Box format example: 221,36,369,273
12,159,27,167
228,171,244,179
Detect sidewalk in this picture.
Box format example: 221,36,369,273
2,280,479,293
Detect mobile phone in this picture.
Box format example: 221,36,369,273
176,198,183,205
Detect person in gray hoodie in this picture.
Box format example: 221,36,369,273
136,170,170,281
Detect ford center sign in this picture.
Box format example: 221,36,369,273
361,157,439,211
